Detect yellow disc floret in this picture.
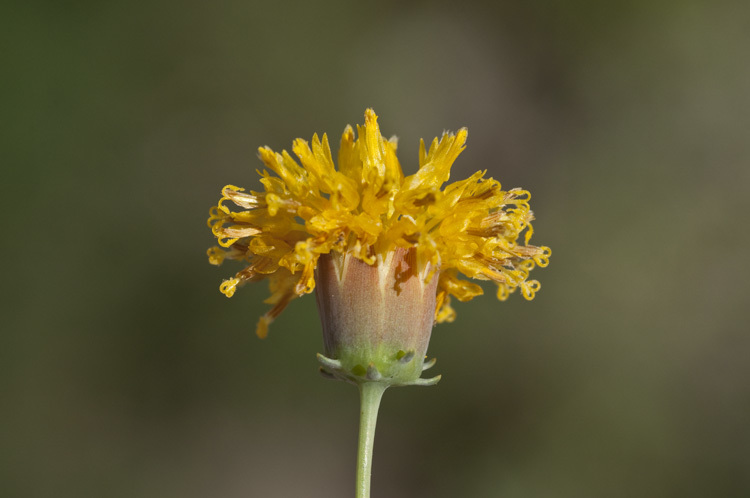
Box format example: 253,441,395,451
207,109,550,337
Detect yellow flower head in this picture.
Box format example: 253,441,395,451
207,109,550,338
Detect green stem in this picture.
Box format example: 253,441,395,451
356,382,387,498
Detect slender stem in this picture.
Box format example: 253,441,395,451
356,382,387,498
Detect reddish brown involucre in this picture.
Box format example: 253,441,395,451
315,248,438,378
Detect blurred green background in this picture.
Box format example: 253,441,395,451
3,1,749,497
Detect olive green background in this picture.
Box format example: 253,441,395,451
3,1,749,497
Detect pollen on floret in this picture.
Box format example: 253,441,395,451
533,246,552,267
207,247,226,266
220,278,239,297
521,279,541,300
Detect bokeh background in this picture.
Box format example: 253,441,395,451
3,1,749,497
